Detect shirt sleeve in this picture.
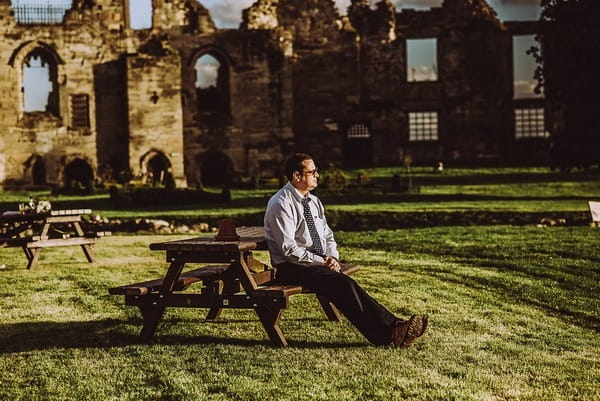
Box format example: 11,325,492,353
265,196,326,266
317,200,339,260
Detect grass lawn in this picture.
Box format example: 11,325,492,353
1,227,598,401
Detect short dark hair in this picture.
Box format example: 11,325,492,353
284,153,313,180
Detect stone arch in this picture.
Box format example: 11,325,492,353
23,154,47,186
197,151,234,187
190,47,231,117
140,149,172,186
8,41,65,67
9,41,64,117
63,156,94,191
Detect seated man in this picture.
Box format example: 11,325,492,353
264,153,428,347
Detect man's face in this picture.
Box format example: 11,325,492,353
295,159,319,192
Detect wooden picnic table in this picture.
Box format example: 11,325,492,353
109,225,360,346
0,209,110,269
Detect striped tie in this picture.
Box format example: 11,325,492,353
302,197,324,256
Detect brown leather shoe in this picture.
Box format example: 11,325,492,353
391,315,428,348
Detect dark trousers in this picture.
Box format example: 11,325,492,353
275,263,398,345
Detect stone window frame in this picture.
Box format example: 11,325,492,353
408,111,439,142
190,47,232,119
70,93,91,129
514,107,548,139
9,41,64,120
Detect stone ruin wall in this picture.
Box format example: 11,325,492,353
0,0,543,189
0,0,135,188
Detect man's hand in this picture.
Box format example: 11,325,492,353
324,256,341,272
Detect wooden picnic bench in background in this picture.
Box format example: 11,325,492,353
588,201,600,227
0,209,111,269
109,223,360,346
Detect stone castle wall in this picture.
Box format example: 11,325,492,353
0,0,544,189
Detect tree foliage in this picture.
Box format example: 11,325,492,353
530,0,600,169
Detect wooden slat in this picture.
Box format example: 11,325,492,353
45,215,82,223
108,265,227,296
25,237,96,248
149,226,266,252
339,263,361,275
252,285,304,297
50,209,92,216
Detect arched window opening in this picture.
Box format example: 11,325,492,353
195,54,230,117
23,49,59,115
64,158,94,192
199,152,233,187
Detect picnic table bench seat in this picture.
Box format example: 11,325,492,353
109,265,227,296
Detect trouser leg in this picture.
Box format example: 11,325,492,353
276,263,398,345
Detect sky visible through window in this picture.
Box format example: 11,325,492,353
130,0,152,29
407,38,437,82
23,56,52,112
195,55,219,88
513,35,541,99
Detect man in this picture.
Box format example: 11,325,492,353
264,153,428,347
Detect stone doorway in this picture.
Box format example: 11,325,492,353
64,158,94,191
141,150,172,187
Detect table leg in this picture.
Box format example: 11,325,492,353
161,261,186,292
256,307,287,347
135,260,185,339
25,248,41,269
139,304,166,340
40,222,51,238
73,221,95,263
205,280,224,321
80,244,96,263
316,295,343,322
21,245,32,260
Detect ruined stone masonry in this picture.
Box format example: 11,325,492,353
0,0,543,189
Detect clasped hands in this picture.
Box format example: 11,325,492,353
324,256,341,272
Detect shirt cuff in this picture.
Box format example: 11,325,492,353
312,254,326,265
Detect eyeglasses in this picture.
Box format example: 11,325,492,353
301,168,319,177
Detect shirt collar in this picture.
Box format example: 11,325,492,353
285,181,311,203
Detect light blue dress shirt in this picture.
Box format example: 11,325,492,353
264,182,339,266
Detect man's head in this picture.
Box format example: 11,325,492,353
284,153,319,194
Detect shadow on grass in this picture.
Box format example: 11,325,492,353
0,317,368,353
345,254,600,333
423,267,600,333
